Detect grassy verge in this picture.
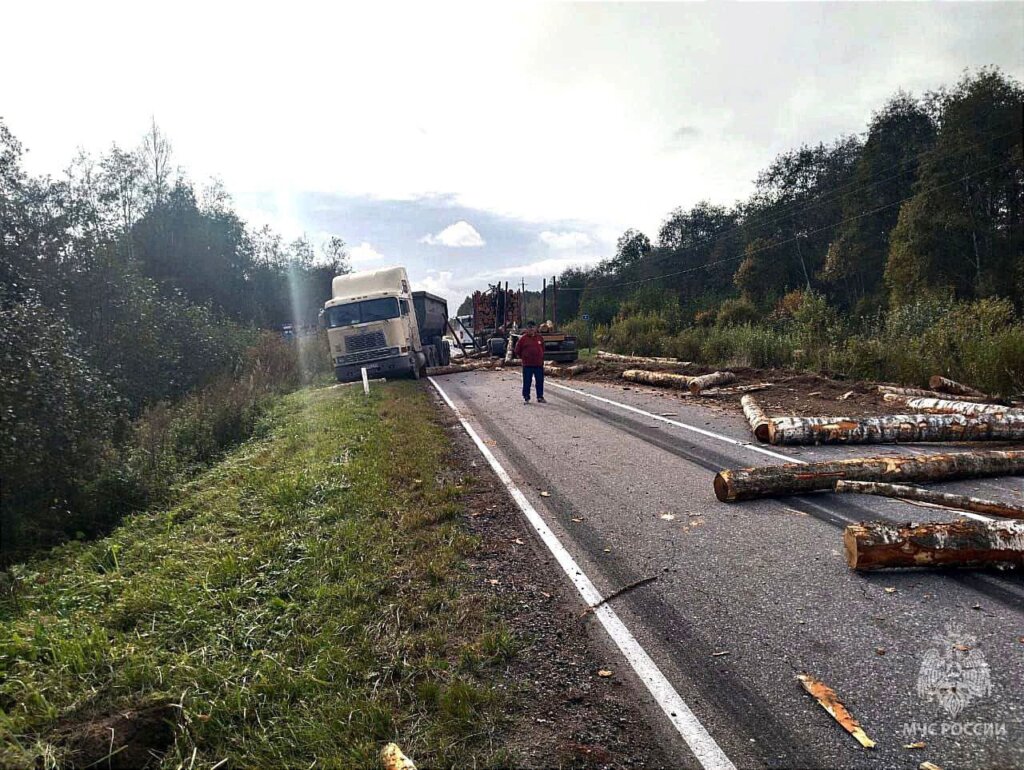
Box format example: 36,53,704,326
0,382,514,768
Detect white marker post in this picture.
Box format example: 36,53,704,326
361,367,370,396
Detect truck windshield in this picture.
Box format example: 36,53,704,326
326,297,400,328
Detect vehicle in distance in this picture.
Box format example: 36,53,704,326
323,266,450,382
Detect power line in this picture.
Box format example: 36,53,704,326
557,156,1017,292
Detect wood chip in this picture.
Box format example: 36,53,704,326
539,491,551,497
659,513,676,521
904,742,926,749
597,669,613,677
797,674,876,749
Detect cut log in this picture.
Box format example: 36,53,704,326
877,385,989,403
741,395,771,443
563,362,596,376
882,394,1019,417
596,350,685,365
834,480,1024,520
688,371,736,395
766,412,1024,445
929,375,988,399
621,369,693,389
713,449,1024,503
843,520,1024,571
425,361,497,376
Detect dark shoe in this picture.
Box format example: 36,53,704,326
537,397,547,403
524,399,530,404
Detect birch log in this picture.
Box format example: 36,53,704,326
882,394,1019,417
741,395,771,443
766,412,1024,445
843,520,1024,571
929,375,988,399
713,449,1024,502
425,361,496,376
622,369,693,389
689,371,737,394
597,350,685,365
834,480,1024,520
878,385,989,402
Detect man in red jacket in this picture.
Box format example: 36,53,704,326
514,321,546,403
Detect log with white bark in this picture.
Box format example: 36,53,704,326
621,369,693,389
597,350,686,365
882,394,1020,417
425,362,497,376
843,520,1024,571
877,385,989,402
929,375,989,399
834,480,1024,520
741,395,771,443
701,382,772,396
380,743,417,770
766,412,1024,445
713,449,1024,502
688,371,737,395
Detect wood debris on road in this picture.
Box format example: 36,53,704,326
713,450,1024,502
796,674,876,749
834,480,1024,520
844,520,1024,571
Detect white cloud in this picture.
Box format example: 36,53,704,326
539,230,592,250
485,256,601,280
419,220,486,247
349,241,386,265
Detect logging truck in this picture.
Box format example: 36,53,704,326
470,282,579,362
322,266,450,382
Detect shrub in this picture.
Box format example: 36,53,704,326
716,298,759,327
604,312,669,356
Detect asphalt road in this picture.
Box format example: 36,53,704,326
431,370,1024,770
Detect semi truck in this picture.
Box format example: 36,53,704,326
323,266,450,382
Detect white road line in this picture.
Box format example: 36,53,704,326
549,381,995,523
429,376,737,770
549,381,797,463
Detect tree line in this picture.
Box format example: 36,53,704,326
1,119,346,556
547,69,1022,329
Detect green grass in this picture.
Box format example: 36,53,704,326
0,383,513,768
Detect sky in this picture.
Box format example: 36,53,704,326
2,1,1022,309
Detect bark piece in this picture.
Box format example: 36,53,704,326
929,375,988,399
797,674,876,749
688,371,737,395
834,480,1024,520
882,394,1019,417
425,361,497,376
713,449,1024,502
621,369,693,389
741,395,771,443
844,520,1024,571
766,412,1024,445
381,743,417,770
878,385,989,403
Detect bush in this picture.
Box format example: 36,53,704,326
716,298,759,327
604,312,669,356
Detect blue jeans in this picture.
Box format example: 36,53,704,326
522,366,544,401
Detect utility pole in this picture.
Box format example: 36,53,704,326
542,277,547,322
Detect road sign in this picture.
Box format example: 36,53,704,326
582,313,590,321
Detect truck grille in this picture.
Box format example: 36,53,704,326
345,330,387,353
337,346,400,365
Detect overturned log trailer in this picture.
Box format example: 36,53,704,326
713,450,1024,502
766,412,1024,445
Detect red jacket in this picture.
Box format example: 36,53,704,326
515,332,545,367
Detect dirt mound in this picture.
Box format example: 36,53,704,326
52,703,176,769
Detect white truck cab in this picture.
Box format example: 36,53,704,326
323,266,450,382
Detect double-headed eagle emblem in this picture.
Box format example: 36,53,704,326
917,624,993,718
